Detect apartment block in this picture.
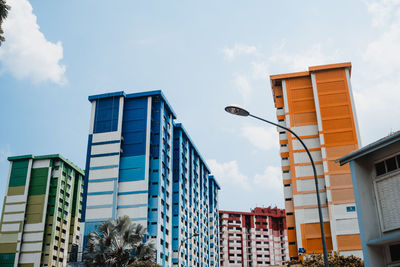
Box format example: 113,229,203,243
219,207,288,267
0,154,84,267
81,90,220,267
172,124,220,266
270,62,362,259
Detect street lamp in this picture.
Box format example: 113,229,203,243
225,105,329,267
178,232,200,265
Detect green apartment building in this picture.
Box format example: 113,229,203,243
0,154,84,267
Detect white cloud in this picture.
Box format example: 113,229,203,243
349,0,400,143
364,0,400,27
234,74,252,103
251,61,269,80
362,1,400,78
254,166,282,191
241,125,278,151
222,44,259,61
207,159,283,193
269,43,341,72
207,159,251,191
0,0,66,84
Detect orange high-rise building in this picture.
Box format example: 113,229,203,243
270,62,362,259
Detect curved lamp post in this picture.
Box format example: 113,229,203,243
178,232,200,265
225,105,329,267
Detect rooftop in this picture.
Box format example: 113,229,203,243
8,154,85,175
270,62,352,81
88,90,177,119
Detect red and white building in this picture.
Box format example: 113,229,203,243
219,207,289,266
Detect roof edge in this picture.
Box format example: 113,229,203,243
88,90,177,119
269,62,352,81
174,123,211,172
8,154,84,175
8,154,34,161
209,175,221,190
309,62,352,72
270,71,309,80
88,91,126,101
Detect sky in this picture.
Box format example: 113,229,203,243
1,0,400,213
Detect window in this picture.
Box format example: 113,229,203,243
374,167,400,231
389,243,400,262
375,155,400,176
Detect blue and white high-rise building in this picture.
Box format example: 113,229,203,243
80,90,220,267
172,124,220,267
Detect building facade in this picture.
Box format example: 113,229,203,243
338,131,400,267
172,124,221,267
81,90,220,267
0,154,84,267
219,207,288,266
270,62,362,259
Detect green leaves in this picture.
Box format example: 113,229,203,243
287,253,364,267
0,0,10,46
84,216,157,267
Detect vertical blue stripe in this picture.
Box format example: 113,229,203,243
350,161,370,266
93,96,120,133
81,134,92,223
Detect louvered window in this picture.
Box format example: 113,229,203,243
374,156,400,232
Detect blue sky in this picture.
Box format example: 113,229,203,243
1,0,400,212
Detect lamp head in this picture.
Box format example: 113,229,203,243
225,105,250,117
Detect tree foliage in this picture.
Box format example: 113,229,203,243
128,260,161,267
84,215,159,267
0,0,10,45
287,253,364,267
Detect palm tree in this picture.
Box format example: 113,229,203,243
0,0,10,45
84,215,159,267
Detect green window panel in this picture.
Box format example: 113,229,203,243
45,178,59,217
0,253,15,266
28,168,49,195
47,204,55,216
8,160,29,187
50,179,58,187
